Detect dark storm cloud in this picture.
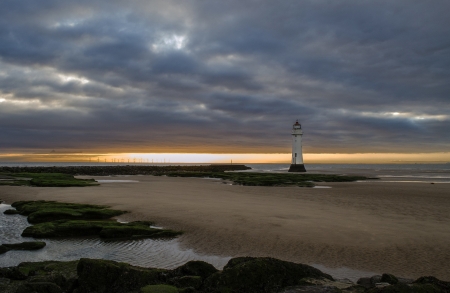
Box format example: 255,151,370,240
0,0,449,154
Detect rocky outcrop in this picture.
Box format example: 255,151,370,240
202,257,333,293
76,258,167,293
0,258,449,293
0,241,46,254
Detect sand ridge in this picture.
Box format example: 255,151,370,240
1,175,449,280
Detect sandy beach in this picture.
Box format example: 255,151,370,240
1,175,449,281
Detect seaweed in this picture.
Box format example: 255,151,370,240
164,172,372,187
0,172,98,187
12,200,126,223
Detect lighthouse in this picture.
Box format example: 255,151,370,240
288,120,306,172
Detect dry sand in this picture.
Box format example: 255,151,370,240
1,175,449,280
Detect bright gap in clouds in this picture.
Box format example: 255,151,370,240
152,35,187,52
58,74,90,84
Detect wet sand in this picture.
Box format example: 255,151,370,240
1,175,449,280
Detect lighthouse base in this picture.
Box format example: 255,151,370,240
288,164,306,172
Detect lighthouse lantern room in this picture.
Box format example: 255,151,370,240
288,120,306,172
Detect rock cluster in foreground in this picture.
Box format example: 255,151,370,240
4,200,182,240
0,257,448,293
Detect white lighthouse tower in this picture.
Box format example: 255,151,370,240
288,120,306,172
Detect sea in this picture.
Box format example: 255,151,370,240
1,162,449,280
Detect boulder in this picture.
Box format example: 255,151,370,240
0,267,27,280
380,273,398,285
202,257,333,293
15,282,63,293
140,284,179,293
3,209,20,215
76,258,166,293
172,260,218,279
169,276,202,289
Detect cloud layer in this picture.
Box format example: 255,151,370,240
1,0,449,154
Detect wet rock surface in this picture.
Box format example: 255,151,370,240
0,258,449,293
0,241,46,254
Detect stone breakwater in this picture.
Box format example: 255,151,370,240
0,257,449,293
0,165,251,176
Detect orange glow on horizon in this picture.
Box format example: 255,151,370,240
0,152,450,164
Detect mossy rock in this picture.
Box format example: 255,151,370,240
0,172,98,187
414,276,450,292
11,200,125,223
15,282,63,293
22,219,181,240
381,273,399,285
0,267,27,280
202,257,333,293
77,258,167,293
164,172,371,187
3,209,20,215
367,282,447,293
140,284,179,293
2,241,46,251
172,260,218,279
169,275,202,289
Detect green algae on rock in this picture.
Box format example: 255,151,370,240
22,219,181,239
10,200,181,240
202,257,333,293
12,200,126,223
77,258,167,293
163,171,373,187
0,242,46,254
3,209,20,215
0,172,98,187
1,258,449,293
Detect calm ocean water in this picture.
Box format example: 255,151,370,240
2,162,449,182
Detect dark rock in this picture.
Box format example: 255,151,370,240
366,279,449,293
357,276,382,288
169,276,202,289
172,260,218,279
356,277,371,288
281,285,341,293
371,275,382,284
0,245,10,254
15,282,63,293
2,241,46,251
22,218,181,240
76,258,166,293
414,276,450,291
0,267,27,280
178,287,197,293
397,278,414,285
202,257,333,293
140,284,179,293
3,209,20,215
381,274,399,285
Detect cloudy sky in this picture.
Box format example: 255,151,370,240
1,0,449,162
